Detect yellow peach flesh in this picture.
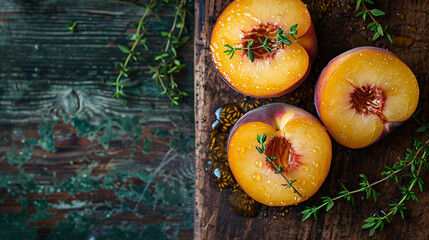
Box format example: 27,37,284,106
319,49,419,149
228,119,331,206
210,0,315,97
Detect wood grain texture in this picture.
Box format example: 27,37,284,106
194,0,429,239
0,0,195,239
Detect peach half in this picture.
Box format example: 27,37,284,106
315,47,420,149
227,103,331,206
210,0,317,98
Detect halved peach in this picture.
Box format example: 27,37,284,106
210,0,317,98
228,103,331,206
315,47,420,149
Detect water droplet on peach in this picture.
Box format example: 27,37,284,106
313,161,319,168
255,160,263,167
252,173,261,181
303,166,309,172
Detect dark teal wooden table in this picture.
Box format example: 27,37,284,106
0,1,194,239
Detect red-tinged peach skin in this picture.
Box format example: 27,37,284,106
210,0,317,98
228,103,332,206
315,47,420,149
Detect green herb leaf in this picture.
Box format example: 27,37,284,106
302,137,428,237
370,9,385,16
224,25,297,60
372,31,381,40
261,133,267,143
362,222,376,229
105,0,191,105
377,24,384,36
155,53,169,60
367,22,376,29
117,45,131,54
248,50,255,62
356,0,362,9
66,18,77,34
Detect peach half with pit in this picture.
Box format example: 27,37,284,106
315,47,420,149
227,103,332,206
210,0,317,98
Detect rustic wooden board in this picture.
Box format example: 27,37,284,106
0,0,194,239
194,0,429,239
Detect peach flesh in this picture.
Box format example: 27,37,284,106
210,0,318,98
315,47,419,149
228,103,332,206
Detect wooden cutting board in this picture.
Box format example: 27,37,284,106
194,0,429,239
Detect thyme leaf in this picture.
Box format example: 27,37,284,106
301,138,429,237
256,134,303,198
224,24,298,62
105,0,191,106
355,0,392,43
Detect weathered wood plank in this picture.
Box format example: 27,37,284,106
0,0,195,239
195,0,429,239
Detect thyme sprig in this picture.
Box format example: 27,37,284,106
105,0,191,106
104,0,156,99
355,0,392,43
256,134,303,198
224,24,298,62
150,0,190,106
302,138,429,237
66,18,77,34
